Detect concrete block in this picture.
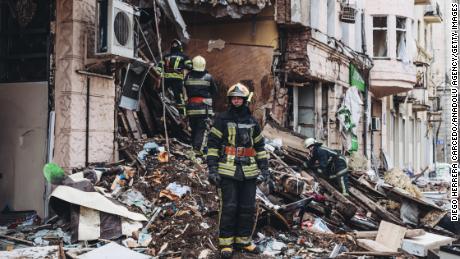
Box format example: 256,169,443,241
402,233,455,257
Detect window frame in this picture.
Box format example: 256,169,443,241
396,16,407,60
372,15,389,59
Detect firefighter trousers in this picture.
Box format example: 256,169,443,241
189,115,208,151
165,78,185,113
218,177,256,247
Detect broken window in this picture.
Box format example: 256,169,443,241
0,0,50,83
396,17,407,59
373,16,388,57
293,85,315,137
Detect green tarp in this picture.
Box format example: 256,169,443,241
349,64,365,92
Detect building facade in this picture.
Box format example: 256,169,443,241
366,0,442,172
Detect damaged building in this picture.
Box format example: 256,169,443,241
0,0,458,257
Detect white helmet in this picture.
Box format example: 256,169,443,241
304,138,316,149
192,55,206,72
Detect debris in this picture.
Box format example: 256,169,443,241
0,234,34,246
307,217,333,234
200,222,210,229
401,232,455,256
77,242,150,259
158,151,169,163
110,166,136,191
198,248,211,258
137,232,153,247
384,168,423,198
439,245,460,258
259,237,287,256
119,189,152,214
353,228,425,239
122,238,139,248
165,182,191,198
357,221,407,253
207,39,226,52
0,246,59,258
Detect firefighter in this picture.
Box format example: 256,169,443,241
184,55,216,154
207,83,272,258
303,138,350,196
159,39,192,115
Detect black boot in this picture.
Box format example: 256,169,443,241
220,246,233,258
237,243,260,254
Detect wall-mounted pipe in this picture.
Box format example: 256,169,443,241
86,77,90,167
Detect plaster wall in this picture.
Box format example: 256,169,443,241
54,0,115,169
307,42,350,86
0,82,48,216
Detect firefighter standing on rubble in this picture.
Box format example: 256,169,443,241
184,55,216,154
303,138,350,196
207,83,272,258
159,39,192,115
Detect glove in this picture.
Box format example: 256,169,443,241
208,166,221,187
257,168,274,186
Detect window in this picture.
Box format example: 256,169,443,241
373,16,388,57
0,1,50,82
417,20,421,42
424,26,428,49
396,17,407,59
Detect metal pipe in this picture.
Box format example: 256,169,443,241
77,70,114,79
361,11,369,158
86,77,90,167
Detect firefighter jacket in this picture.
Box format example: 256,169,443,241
306,144,348,179
207,106,268,180
159,51,192,80
184,71,216,117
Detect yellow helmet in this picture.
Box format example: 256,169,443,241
227,83,250,98
192,55,206,72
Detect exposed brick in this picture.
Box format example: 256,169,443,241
284,29,311,81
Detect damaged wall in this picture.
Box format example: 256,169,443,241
283,29,311,82
186,39,274,120
54,0,115,169
184,9,277,120
0,82,48,216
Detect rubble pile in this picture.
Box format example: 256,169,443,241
0,101,458,258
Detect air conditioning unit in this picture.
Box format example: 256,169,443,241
95,0,138,59
340,4,356,23
371,117,381,131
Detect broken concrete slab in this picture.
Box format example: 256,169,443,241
401,232,455,257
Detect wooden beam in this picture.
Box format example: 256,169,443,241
138,95,156,136
316,177,357,220
353,229,425,239
118,112,134,138
124,110,141,139
349,186,403,225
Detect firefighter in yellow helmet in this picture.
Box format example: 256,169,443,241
158,39,192,115
207,83,272,258
184,55,216,153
